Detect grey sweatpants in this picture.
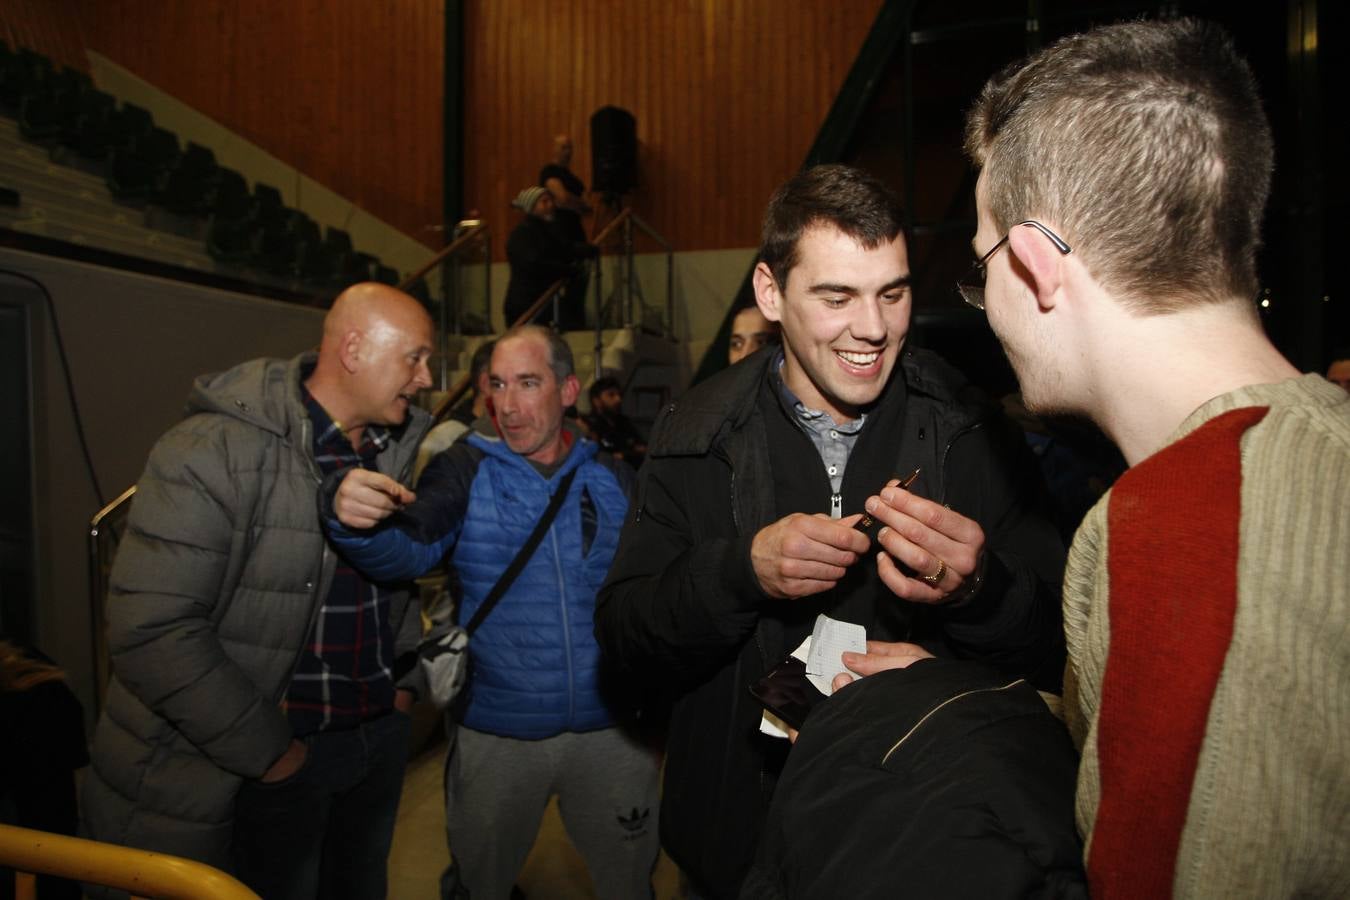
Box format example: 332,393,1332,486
444,724,661,900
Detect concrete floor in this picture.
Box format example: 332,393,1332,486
387,733,683,900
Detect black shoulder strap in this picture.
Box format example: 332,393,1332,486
463,467,578,636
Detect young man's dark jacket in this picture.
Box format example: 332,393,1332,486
740,658,1086,900
594,345,1066,898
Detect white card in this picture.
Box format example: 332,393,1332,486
805,613,866,683
758,617,869,739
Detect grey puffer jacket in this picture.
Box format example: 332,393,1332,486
80,352,430,875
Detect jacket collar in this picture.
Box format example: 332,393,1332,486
187,351,430,467
469,421,595,482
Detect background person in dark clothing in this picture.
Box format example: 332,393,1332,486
539,133,591,246
503,185,595,330
0,638,88,900
584,375,647,468
728,304,780,365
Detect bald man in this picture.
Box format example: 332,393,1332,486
540,132,592,245
82,283,435,900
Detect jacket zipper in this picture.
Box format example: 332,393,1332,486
551,521,575,725
880,678,1025,765
279,416,331,702
717,444,741,536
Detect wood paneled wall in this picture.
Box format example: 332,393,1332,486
5,1,883,256
0,0,89,72
465,0,884,253
1,1,446,250
81,1,444,249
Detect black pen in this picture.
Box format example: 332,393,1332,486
852,467,920,544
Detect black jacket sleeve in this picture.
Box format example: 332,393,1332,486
594,447,765,687
934,412,1067,690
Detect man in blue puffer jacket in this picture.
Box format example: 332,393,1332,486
321,324,659,900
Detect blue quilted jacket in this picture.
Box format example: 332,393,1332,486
324,426,634,738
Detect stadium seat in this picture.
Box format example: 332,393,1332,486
204,168,257,264
106,126,180,200
58,87,117,160
153,141,218,215
0,47,52,112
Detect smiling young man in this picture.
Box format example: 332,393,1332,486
322,324,660,899
82,283,436,899
595,164,1066,898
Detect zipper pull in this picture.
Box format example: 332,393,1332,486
830,492,842,519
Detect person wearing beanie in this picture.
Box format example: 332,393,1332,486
504,184,595,330
511,185,551,217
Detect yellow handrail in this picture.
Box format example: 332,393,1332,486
0,824,260,900
397,221,489,293
88,484,138,715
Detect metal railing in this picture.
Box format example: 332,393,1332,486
88,484,136,717
590,207,674,338
412,205,674,403
506,208,675,384
400,220,492,390
0,823,260,900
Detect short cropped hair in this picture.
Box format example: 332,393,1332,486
759,164,906,290
499,324,574,382
589,375,621,402
964,18,1273,313
469,339,496,385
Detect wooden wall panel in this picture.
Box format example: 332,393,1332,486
71,0,445,249
463,0,885,254
0,0,88,72
5,1,883,257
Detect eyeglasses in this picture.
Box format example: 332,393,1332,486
956,220,1072,310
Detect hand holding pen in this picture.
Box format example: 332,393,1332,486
862,467,987,604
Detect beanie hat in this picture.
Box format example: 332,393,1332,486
512,186,549,215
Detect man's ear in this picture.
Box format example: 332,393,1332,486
1007,225,1068,311
753,262,783,323
338,329,364,374
560,373,581,408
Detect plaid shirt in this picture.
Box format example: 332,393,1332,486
283,385,398,735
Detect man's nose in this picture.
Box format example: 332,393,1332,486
414,358,433,389
850,296,887,342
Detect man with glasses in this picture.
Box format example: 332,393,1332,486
596,164,1066,899
852,18,1348,897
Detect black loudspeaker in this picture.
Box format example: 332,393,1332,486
590,106,637,196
